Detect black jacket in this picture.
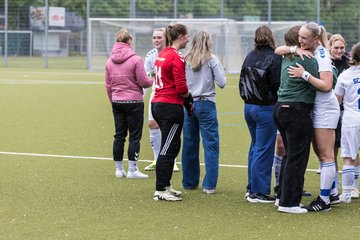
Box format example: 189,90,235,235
239,46,282,105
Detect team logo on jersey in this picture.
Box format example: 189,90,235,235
319,47,326,58
353,77,360,84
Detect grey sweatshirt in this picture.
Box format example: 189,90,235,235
185,54,226,103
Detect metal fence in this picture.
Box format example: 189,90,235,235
1,0,359,70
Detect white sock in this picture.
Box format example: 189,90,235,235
273,154,282,188
320,162,336,204
150,128,161,161
128,160,138,172
115,161,124,170
342,165,355,197
353,166,360,190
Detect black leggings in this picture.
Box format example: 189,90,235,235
152,102,184,191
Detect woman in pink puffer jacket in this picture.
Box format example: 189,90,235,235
105,28,153,179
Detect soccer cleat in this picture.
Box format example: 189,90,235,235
144,161,156,171
339,194,351,203
351,188,359,199
115,169,126,178
304,196,331,212
246,193,275,203
278,206,308,214
153,190,182,201
329,194,340,205
316,167,321,174
127,169,149,179
203,189,216,194
166,186,182,197
173,163,180,172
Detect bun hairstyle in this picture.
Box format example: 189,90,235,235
303,22,329,49
253,25,277,50
349,42,360,66
116,28,132,43
165,23,188,46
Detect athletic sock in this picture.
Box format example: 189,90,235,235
320,162,336,204
353,166,360,190
150,128,161,161
115,160,124,171
128,160,137,172
273,154,282,188
342,165,355,197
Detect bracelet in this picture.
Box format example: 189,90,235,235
302,71,311,81
290,45,297,54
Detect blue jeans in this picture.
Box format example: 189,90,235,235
244,103,276,195
182,100,219,190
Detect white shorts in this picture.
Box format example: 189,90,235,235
312,91,340,129
341,126,360,159
148,90,155,121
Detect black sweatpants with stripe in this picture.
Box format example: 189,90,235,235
152,102,184,191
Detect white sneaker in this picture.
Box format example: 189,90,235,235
351,188,359,199
127,169,148,179
275,198,279,207
340,194,352,203
153,190,182,201
203,189,216,194
278,206,308,214
173,163,180,172
115,169,126,178
166,186,182,197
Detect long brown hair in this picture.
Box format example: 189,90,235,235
254,25,276,50
284,26,301,59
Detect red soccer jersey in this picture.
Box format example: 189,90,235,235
152,47,188,105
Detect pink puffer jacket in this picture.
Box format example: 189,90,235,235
105,42,153,101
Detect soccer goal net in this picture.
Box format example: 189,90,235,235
88,18,304,73
0,30,33,56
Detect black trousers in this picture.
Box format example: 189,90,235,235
152,102,184,191
112,102,144,161
273,102,313,207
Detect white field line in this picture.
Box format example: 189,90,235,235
0,151,320,172
1,71,104,76
0,79,103,85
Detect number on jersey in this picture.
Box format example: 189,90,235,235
154,65,163,89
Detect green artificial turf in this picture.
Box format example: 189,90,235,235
0,66,359,239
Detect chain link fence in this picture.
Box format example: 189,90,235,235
1,0,359,71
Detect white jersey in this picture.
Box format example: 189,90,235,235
312,45,340,129
144,48,158,120
334,65,360,127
